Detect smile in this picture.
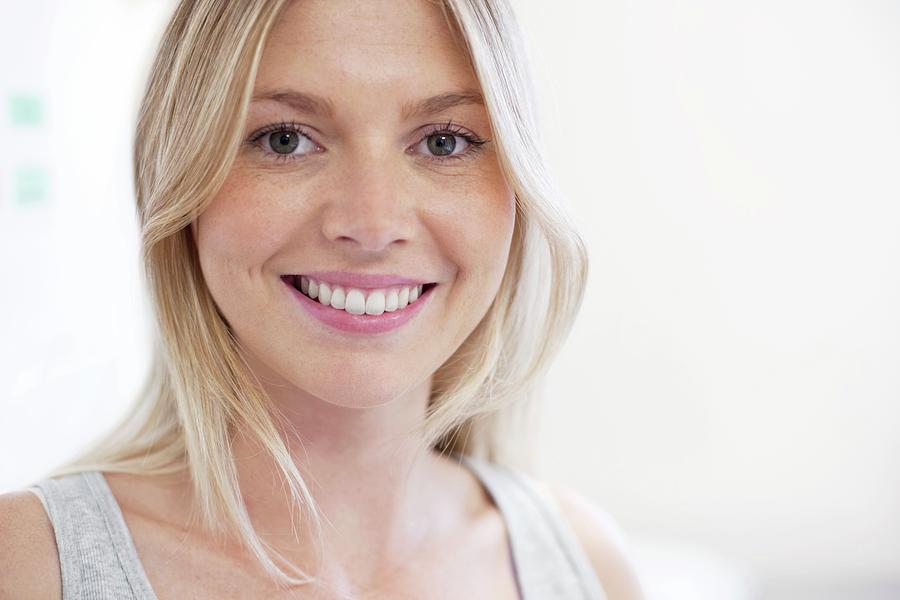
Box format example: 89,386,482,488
285,274,437,315
281,275,439,335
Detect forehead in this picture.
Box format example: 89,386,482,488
254,0,479,116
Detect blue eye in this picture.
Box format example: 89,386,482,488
268,131,302,154
246,119,488,164
427,132,458,156
248,122,320,161
412,120,488,163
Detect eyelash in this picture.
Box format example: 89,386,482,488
246,119,489,165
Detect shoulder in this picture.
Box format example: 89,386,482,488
544,483,647,600
0,489,63,600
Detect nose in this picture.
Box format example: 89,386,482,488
319,152,414,254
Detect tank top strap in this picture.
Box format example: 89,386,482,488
455,454,608,600
29,471,157,600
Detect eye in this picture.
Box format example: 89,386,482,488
268,130,308,155
423,132,465,157
247,121,320,161
410,120,488,163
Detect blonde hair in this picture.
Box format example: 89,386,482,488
48,0,588,586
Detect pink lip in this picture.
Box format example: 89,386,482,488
299,271,433,290
283,277,436,335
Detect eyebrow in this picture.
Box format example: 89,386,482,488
250,88,485,120
252,89,336,117
401,90,485,119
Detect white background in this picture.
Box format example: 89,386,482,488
1,1,898,599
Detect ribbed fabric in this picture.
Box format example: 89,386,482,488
455,454,608,600
29,456,606,600
30,471,158,600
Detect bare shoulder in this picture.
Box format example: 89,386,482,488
0,490,62,600
543,483,646,600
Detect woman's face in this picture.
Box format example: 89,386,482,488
194,0,516,408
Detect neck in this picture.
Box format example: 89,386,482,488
227,372,472,589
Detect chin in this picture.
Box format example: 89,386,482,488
232,325,437,410
280,370,426,410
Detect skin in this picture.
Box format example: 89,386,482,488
0,0,646,598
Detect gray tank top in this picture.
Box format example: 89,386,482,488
29,455,608,599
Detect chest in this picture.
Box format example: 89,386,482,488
125,508,522,599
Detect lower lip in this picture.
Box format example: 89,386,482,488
284,279,436,335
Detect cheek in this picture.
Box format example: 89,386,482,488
485,197,516,290
468,178,516,269
194,180,290,305
198,172,292,261
437,177,516,289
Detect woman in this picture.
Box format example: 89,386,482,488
0,0,645,598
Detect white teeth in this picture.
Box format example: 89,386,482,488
344,289,366,315
295,276,430,315
330,287,346,309
385,289,399,312
365,290,386,315
398,286,410,308
318,282,332,306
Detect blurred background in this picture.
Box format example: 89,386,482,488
1,1,898,599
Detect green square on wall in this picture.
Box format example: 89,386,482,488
9,94,44,126
15,166,50,205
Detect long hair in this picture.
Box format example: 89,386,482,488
47,0,589,586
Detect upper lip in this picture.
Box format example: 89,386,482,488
288,271,436,290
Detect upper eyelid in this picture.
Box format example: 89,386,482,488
248,121,318,143
248,119,482,142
